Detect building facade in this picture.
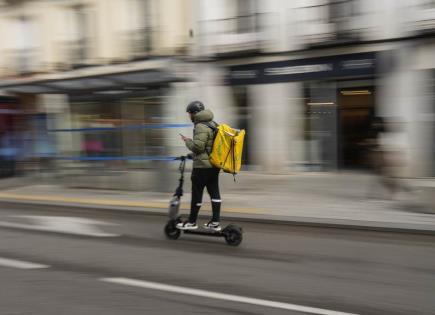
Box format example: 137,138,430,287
1,0,435,189
193,0,435,176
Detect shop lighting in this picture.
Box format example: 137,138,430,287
307,102,335,106
124,87,148,91
94,90,129,95
340,90,372,95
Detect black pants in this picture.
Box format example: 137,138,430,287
189,168,221,223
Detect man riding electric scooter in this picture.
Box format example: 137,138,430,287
177,101,222,231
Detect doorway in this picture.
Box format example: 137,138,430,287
338,85,375,169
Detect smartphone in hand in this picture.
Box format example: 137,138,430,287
180,133,188,141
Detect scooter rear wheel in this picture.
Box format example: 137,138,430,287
224,225,243,246
164,220,181,240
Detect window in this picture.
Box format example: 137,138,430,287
297,1,331,27
329,0,356,21
236,0,257,33
69,95,166,170
120,0,152,55
9,16,40,74
134,0,152,52
329,0,359,33
66,5,90,62
423,0,435,9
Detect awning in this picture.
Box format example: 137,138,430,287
0,68,185,95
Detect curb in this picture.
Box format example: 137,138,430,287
0,193,264,215
0,198,435,236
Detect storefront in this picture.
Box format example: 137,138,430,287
227,51,379,171
66,85,169,170
0,63,191,189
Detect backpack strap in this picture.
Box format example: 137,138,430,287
198,122,218,155
199,121,218,132
199,122,218,140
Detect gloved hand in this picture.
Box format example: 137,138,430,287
174,186,183,197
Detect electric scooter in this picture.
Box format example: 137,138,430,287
164,155,243,246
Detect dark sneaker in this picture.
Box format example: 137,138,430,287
176,221,198,230
204,221,221,231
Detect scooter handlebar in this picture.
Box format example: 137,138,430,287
174,155,193,161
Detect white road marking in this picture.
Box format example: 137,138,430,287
0,257,50,269
101,277,358,315
0,216,120,237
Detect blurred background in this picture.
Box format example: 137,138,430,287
0,0,435,193
1,2,435,314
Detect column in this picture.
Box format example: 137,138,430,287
377,46,433,177
248,82,303,173
37,94,72,175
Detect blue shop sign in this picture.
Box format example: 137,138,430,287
228,52,376,85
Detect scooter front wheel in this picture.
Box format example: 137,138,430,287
164,220,181,240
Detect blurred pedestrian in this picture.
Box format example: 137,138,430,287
176,101,222,231
362,116,412,199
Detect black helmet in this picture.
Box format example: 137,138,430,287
186,101,204,114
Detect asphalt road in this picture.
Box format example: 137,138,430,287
0,202,433,315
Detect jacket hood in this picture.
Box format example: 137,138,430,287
194,109,214,123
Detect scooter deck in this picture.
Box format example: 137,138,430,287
183,227,224,237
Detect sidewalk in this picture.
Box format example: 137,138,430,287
0,172,434,234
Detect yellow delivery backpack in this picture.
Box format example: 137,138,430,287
208,124,245,176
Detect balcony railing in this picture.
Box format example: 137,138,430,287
199,13,262,56
61,39,90,68
123,27,153,59
297,1,363,46
118,28,153,60
4,48,41,76
410,6,435,33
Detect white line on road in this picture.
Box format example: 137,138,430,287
0,216,120,237
0,257,50,269
101,277,359,315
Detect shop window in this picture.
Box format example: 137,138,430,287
71,101,122,169
121,97,164,169
303,81,339,170
70,96,165,171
